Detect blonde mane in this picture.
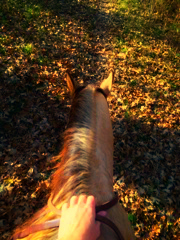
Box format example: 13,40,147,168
13,85,98,240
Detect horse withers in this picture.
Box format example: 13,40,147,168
12,72,135,240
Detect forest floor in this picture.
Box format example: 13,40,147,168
0,0,179,239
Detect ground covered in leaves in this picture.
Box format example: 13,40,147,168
0,0,179,239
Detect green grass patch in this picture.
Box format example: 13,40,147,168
121,47,128,53
21,43,33,55
24,5,41,20
124,111,130,119
117,0,129,10
128,213,137,225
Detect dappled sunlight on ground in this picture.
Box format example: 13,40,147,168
0,0,179,239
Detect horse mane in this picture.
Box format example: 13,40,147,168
13,84,97,239
51,84,96,203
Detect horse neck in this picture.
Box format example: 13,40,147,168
51,88,114,206
90,91,114,205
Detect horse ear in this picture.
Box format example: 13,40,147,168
100,71,114,97
66,72,77,95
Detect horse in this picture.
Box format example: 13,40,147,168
12,71,135,240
